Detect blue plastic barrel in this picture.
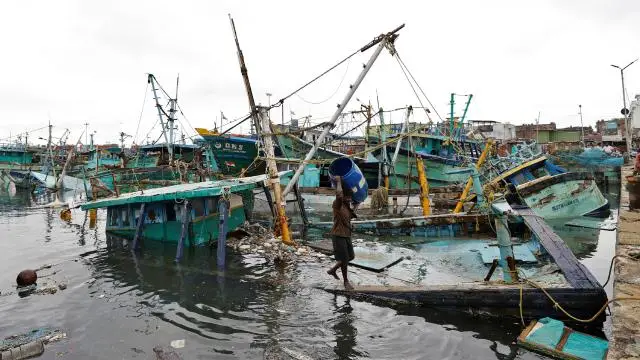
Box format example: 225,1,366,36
329,157,368,204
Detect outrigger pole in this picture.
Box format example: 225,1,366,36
282,24,405,197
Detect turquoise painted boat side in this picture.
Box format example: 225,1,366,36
521,177,608,219
0,148,34,165
395,155,471,187
106,206,246,246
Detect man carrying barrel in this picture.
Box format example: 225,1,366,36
327,176,357,291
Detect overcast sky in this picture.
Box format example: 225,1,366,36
1,0,639,145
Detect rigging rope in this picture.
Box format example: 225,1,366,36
395,52,444,122
295,56,352,105
276,48,362,106
133,81,150,145
394,54,434,124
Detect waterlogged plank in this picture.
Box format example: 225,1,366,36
518,208,601,289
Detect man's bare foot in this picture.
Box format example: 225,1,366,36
327,269,340,280
344,281,354,291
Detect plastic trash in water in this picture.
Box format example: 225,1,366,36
170,339,185,349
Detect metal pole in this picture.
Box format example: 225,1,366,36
168,98,177,164
379,108,389,189
148,74,171,155
457,94,473,139
612,59,637,160
282,37,389,197
391,106,412,166
579,105,585,147
84,122,89,146
449,93,455,138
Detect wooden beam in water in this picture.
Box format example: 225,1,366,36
518,208,601,289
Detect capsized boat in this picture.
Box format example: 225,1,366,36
485,142,609,219
81,172,290,246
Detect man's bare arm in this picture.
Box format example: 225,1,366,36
335,176,343,200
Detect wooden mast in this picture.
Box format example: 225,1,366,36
229,15,292,244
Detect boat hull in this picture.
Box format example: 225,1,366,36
106,194,247,246
518,172,609,219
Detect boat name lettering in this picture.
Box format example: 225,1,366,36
223,143,243,151
551,198,579,212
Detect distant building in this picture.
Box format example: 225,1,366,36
469,120,516,141
515,122,592,144
595,118,626,143
516,123,556,143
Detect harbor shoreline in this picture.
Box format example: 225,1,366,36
608,166,640,359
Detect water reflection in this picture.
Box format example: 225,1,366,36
331,296,361,359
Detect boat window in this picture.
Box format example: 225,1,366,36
121,207,130,227
192,198,205,218
148,209,157,222
108,209,118,226
166,203,176,221
206,197,218,215
133,208,140,225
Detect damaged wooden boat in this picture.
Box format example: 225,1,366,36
483,142,609,219
80,172,290,246
320,203,608,324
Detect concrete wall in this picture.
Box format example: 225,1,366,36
551,130,581,143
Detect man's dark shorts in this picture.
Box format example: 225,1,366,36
332,235,354,263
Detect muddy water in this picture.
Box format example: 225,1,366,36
0,183,618,359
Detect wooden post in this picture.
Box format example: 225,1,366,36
495,215,515,283
262,185,276,219
175,201,190,262
454,139,493,213
89,209,97,229
217,198,229,269
416,157,431,216
293,182,309,227
258,107,293,245
132,203,146,251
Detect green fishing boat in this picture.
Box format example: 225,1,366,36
485,142,609,219
88,144,208,199
195,128,264,176
81,172,288,246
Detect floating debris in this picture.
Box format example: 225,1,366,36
227,223,327,264
153,346,183,360
170,339,185,349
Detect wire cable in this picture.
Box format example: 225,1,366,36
295,56,352,105
133,81,150,145
276,48,362,106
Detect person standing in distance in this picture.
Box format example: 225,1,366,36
326,176,357,291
